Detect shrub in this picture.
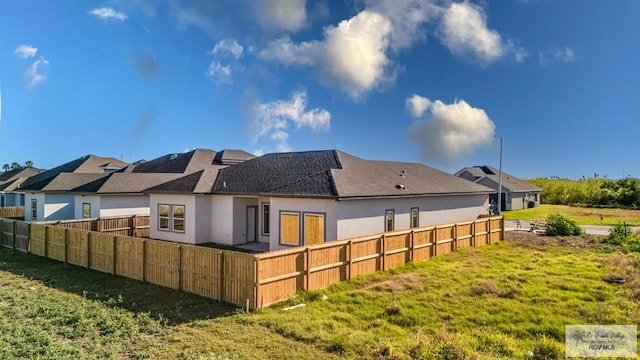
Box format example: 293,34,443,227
545,214,584,236
529,335,562,359
605,222,632,245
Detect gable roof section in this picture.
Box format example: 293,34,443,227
22,173,107,192
145,166,227,194
211,150,341,197
71,172,182,194
19,155,127,191
455,165,541,192
332,152,493,198
208,150,492,199
132,149,217,174
0,167,43,183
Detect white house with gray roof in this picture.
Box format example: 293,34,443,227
455,165,542,211
146,150,494,251
68,148,254,220
20,155,129,221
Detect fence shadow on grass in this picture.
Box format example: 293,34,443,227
0,248,239,325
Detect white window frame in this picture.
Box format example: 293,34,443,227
158,204,185,233
31,199,37,220
385,209,394,232
411,207,419,228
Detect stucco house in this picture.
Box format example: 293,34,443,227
68,148,255,219
0,167,44,207
455,165,542,211
146,150,494,251
20,155,128,221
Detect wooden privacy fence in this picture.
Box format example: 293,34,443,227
0,216,503,309
0,206,25,220
254,216,504,307
24,222,257,308
39,215,150,238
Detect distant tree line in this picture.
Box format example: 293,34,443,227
1,161,33,171
528,177,640,209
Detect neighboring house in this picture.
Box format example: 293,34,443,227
455,165,542,211
69,148,255,220
20,155,128,221
147,150,494,251
0,167,44,207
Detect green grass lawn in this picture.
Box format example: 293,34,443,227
1,235,638,359
503,204,640,226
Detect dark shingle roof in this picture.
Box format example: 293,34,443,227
0,167,43,182
209,150,492,199
22,173,107,192
71,172,182,194
455,165,541,192
19,155,127,190
332,152,492,198
132,149,216,174
211,150,341,196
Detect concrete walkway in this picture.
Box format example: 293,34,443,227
505,219,640,236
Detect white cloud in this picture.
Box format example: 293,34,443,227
258,36,316,66
259,10,393,100
439,1,523,65
406,94,432,118
408,96,495,164
14,45,38,59
539,47,576,65
252,0,307,32
249,90,331,152
362,0,440,51
205,62,232,83
90,7,127,21
26,57,49,87
210,39,244,59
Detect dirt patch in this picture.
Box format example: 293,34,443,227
504,230,605,250
364,273,425,292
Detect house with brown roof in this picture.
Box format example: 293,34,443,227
455,165,541,211
146,150,494,251
68,149,254,220
20,155,128,221
0,166,44,207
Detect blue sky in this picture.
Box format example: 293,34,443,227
0,0,638,179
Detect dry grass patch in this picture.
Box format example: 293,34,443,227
363,273,425,292
599,254,640,301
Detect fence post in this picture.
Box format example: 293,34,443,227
255,257,261,309
112,235,117,274
45,226,49,258
12,220,17,249
177,245,182,291
453,224,458,252
219,251,225,303
87,232,92,269
487,218,491,244
304,247,310,291
347,240,353,280
381,234,386,271
500,216,505,240
409,230,415,262
63,228,68,263
142,240,146,282
132,215,137,237
471,220,476,247
433,227,439,258
97,218,103,233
